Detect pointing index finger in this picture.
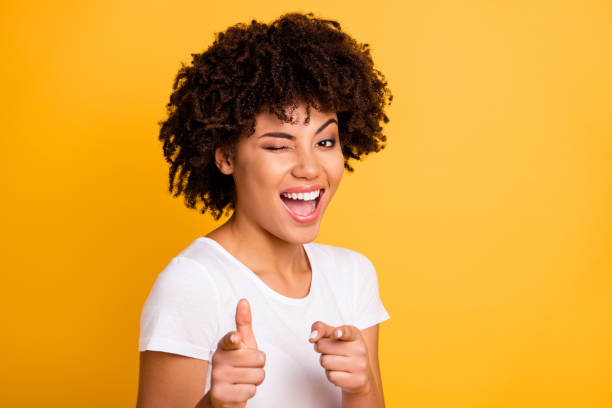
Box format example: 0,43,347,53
309,321,335,343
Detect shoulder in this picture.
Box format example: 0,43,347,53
144,256,219,310
154,256,212,286
160,237,229,283
145,239,222,302
308,242,388,330
140,241,223,332
139,241,222,360
306,241,378,288
306,241,375,270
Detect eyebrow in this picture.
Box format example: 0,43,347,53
257,118,338,140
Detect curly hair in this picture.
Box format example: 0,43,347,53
158,12,393,220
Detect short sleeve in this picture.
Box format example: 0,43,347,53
139,256,220,360
351,253,390,330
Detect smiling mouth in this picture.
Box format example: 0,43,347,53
279,189,324,217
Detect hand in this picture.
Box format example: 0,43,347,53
309,321,372,395
208,298,266,408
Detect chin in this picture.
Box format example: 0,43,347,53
276,222,321,244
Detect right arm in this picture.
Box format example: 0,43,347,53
137,257,218,407
137,299,264,408
136,351,212,408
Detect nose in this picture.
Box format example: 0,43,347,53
291,145,321,179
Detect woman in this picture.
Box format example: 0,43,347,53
137,12,393,408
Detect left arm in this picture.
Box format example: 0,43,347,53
310,322,385,408
342,324,385,408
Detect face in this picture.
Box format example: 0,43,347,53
216,102,344,244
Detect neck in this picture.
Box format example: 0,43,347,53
207,211,310,282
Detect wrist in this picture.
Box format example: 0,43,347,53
342,385,371,398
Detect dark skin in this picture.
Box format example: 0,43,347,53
136,103,385,407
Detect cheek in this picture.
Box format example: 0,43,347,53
327,151,345,185
253,156,288,184
235,153,286,193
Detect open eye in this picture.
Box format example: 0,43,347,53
318,139,336,148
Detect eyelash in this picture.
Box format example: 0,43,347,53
264,139,336,151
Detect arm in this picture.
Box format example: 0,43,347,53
137,257,221,407
342,324,385,408
137,299,265,408
136,350,211,408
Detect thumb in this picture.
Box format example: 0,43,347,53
308,320,336,343
235,298,258,349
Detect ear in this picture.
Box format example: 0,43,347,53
214,146,234,175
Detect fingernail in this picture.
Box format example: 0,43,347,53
309,330,318,339
336,329,342,338
230,334,237,343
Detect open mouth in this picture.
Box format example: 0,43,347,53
279,189,324,220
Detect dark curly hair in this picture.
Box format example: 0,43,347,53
158,12,393,220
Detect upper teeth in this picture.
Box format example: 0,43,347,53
281,189,321,201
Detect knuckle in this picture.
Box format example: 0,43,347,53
225,390,241,404
209,388,220,403
358,358,368,371
212,348,228,365
249,384,257,398
211,365,228,382
257,368,266,384
359,373,368,386
210,385,227,403
210,367,221,382
211,351,220,364
222,386,242,404
356,344,367,356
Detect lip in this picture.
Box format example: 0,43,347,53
279,188,325,224
280,184,325,194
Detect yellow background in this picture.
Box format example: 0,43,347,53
1,0,611,406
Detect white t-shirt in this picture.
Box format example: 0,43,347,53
139,237,390,407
